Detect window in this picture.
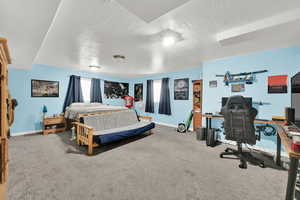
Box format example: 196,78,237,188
153,79,162,103
80,78,91,103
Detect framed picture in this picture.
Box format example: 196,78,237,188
174,78,189,100
209,80,217,88
104,81,129,99
268,75,288,93
231,83,245,93
31,79,59,97
134,83,143,102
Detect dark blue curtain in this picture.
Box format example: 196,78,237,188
145,80,154,113
90,78,102,103
63,75,83,112
159,78,171,115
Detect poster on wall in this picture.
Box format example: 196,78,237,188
231,83,245,93
292,72,300,93
174,78,189,100
134,83,143,101
209,80,217,88
31,79,59,97
104,81,129,99
268,75,288,93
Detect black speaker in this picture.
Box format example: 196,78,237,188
285,107,295,125
206,128,217,147
196,128,207,141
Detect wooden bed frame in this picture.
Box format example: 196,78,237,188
65,109,128,130
72,112,153,155
77,109,129,119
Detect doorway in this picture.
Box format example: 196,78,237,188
193,80,203,130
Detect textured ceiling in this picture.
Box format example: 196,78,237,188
0,0,61,68
1,0,300,77
115,0,191,22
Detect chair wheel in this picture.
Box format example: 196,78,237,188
259,162,265,168
239,163,247,169
220,154,223,158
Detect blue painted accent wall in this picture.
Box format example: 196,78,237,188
9,64,131,134
202,45,300,151
130,67,203,127
9,44,300,152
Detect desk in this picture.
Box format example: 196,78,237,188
202,114,298,200
203,114,283,165
203,114,280,125
276,124,300,200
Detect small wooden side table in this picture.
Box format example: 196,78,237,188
43,115,66,135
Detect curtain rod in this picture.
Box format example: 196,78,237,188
68,76,127,83
68,75,101,80
68,75,129,83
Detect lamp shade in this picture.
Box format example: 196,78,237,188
42,105,48,113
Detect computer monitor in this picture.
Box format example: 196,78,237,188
222,97,252,107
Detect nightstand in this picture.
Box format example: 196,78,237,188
43,115,66,135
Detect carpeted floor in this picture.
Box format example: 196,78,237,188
8,125,287,200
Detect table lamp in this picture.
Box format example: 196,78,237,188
42,105,48,118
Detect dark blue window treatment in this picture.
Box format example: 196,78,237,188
159,78,171,115
145,80,154,113
63,75,83,112
90,78,102,103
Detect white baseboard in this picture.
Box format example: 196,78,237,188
11,130,42,137
154,121,177,128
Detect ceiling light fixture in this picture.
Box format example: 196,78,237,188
89,65,101,71
160,29,183,47
113,54,126,60
162,35,176,47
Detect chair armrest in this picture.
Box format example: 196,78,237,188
72,122,94,130
138,115,152,122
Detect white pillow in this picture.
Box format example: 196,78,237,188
70,103,89,107
90,103,104,106
70,103,104,107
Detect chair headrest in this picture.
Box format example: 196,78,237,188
224,95,250,110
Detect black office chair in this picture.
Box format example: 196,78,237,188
220,95,265,169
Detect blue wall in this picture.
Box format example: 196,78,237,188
202,45,300,150
131,67,202,127
9,44,300,152
9,64,131,134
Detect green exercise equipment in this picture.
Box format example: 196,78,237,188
177,110,194,133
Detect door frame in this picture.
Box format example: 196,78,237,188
192,80,203,130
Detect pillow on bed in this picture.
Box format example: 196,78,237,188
70,103,89,107
90,103,104,106
70,103,104,107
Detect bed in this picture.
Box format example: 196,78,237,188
64,103,128,120
73,110,155,155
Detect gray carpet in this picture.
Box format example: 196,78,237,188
8,125,287,200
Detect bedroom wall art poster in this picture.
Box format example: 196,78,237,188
268,75,288,93
209,80,217,88
134,83,143,102
231,83,245,93
104,81,129,99
31,79,59,97
174,78,189,100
